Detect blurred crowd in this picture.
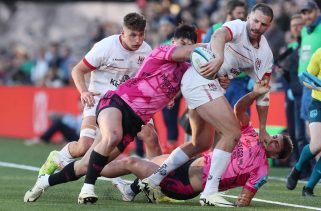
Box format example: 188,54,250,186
0,0,318,88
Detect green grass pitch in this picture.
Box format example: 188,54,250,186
0,138,320,211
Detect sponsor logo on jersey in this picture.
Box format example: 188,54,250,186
208,83,217,91
110,74,130,88
255,58,262,70
113,58,124,61
137,56,145,65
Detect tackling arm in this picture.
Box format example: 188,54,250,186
171,43,206,62
234,82,270,128
256,75,271,141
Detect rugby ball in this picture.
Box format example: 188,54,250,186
190,47,215,79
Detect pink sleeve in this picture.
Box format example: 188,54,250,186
150,45,177,61
244,165,268,193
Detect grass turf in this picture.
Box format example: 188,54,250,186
0,138,320,211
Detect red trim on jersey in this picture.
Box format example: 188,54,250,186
223,26,233,40
264,72,271,77
82,58,96,70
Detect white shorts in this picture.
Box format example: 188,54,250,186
181,66,225,109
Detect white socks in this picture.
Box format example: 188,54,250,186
59,143,73,160
201,149,231,197
148,147,189,187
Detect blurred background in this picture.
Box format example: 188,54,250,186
0,0,319,163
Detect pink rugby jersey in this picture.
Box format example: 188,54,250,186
115,44,190,123
203,124,269,193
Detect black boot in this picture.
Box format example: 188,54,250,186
286,167,301,190
302,186,315,197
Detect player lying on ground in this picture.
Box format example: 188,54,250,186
103,82,293,207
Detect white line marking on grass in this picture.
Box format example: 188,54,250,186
0,161,39,171
224,194,321,211
1,161,321,210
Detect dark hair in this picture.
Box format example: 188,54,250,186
251,3,274,21
173,24,197,44
227,0,246,14
278,135,293,160
123,12,146,32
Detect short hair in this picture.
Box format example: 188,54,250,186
227,0,246,14
278,135,293,160
173,24,197,44
251,3,274,21
123,12,146,32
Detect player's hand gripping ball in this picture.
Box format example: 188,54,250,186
190,47,215,79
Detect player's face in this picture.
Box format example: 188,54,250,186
121,26,145,51
231,6,246,21
172,37,195,46
301,9,320,27
266,134,284,158
290,18,304,39
247,10,272,40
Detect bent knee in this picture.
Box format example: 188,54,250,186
124,157,140,166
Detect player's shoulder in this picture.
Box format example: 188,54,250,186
93,35,119,50
223,19,246,28
139,41,152,52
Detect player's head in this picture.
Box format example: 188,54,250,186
265,134,293,160
226,0,246,21
121,12,146,51
300,0,320,27
171,24,197,46
290,14,304,40
247,3,273,40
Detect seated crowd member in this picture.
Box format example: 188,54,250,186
100,82,293,207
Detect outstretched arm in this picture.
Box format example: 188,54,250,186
256,75,271,142
171,43,206,62
234,82,270,128
235,188,256,207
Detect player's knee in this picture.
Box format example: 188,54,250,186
101,130,122,149
124,157,140,166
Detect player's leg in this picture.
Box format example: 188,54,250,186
38,116,96,175
287,100,321,191
197,96,240,207
137,120,162,159
24,134,101,203
78,107,123,204
302,121,321,196
139,110,214,202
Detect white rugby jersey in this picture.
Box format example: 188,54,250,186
211,19,273,81
83,35,152,94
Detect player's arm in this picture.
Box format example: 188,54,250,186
235,188,256,207
171,43,206,62
199,27,233,79
234,82,270,128
71,60,99,107
256,74,271,142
